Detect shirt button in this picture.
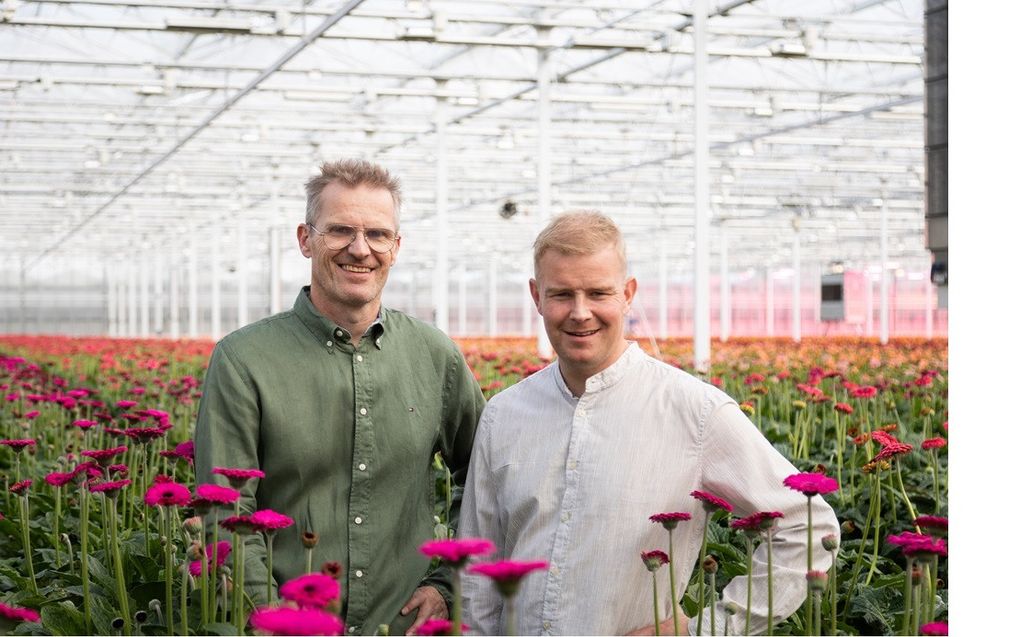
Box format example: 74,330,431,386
326,341,332,347
375,338,381,347
356,354,363,362
550,564,559,575
355,570,364,578
561,512,570,522
354,516,363,524
543,621,551,631
358,463,367,471
359,407,367,415
568,460,578,470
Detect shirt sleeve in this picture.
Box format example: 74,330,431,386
193,340,274,605
421,345,487,606
459,402,505,636
692,402,841,636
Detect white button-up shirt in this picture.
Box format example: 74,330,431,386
461,343,839,635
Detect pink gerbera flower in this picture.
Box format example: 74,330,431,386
0,439,36,452
467,560,549,597
872,442,913,462
413,618,470,636
251,509,295,532
189,540,232,576
419,538,495,565
919,621,949,636
195,483,240,505
89,478,132,495
248,606,344,636
0,602,40,623
115,400,137,409
834,402,854,414
921,437,947,450
219,515,258,535
213,466,266,488
783,472,839,497
144,481,191,507
649,511,692,531
72,419,98,430
640,550,669,571
851,386,878,398
279,573,341,609
731,511,784,534
44,471,76,487
10,479,32,495
691,490,734,513
914,515,948,536
80,445,129,465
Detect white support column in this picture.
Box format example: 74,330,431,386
434,90,450,333
866,272,874,336
765,267,775,337
269,227,282,315
488,253,498,337
18,259,27,334
140,258,151,337
925,279,934,339
719,222,730,342
458,262,467,336
237,216,249,329
521,274,532,336
116,263,127,337
658,245,668,339
106,264,116,337
692,0,711,372
211,232,222,341
127,260,139,337
169,260,181,340
188,223,198,338
153,254,164,335
535,35,553,358
879,197,889,345
792,223,801,343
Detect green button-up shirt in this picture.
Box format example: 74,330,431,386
195,288,485,635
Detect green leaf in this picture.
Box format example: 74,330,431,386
204,621,240,635
848,584,900,634
40,601,85,636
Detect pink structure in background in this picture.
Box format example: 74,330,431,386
631,269,947,339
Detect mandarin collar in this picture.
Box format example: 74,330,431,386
553,341,642,400
293,286,387,350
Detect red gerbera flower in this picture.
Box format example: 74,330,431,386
0,439,36,452
80,445,129,465
89,478,132,495
851,386,878,398
419,538,495,565
833,402,853,414
731,511,784,533
10,479,32,495
189,540,232,576
783,472,839,497
640,550,669,571
144,481,191,507
213,466,266,488
649,511,692,531
44,471,76,487
915,515,948,536
279,573,341,609
72,419,98,430
691,490,734,513
248,607,344,636
921,437,947,450
872,442,913,462
195,483,241,505
219,515,258,535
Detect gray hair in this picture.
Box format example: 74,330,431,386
304,159,402,227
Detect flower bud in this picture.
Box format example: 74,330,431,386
841,520,856,535
321,561,343,579
111,617,125,631
821,534,838,552
702,555,718,575
183,516,203,535
806,570,828,592
724,601,740,616
792,400,807,411
134,610,148,624
186,541,204,561
302,531,319,549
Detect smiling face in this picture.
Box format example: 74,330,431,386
531,243,636,394
297,182,400,323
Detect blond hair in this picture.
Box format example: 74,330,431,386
304,159,402,226
533,210,627,275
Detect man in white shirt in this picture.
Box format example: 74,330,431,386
460,210,839,635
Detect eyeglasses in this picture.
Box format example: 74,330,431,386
306,223,399,253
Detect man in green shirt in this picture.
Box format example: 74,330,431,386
194,159,485,635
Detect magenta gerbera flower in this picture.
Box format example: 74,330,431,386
195,483,240,505
72,419,98,430
731,511,784,534
44,471,76,487
213,466,266,488
80,445,129,465
248,606,344,636
419,538,495,565
144,481,191,507
279,573,341,609
640,550,669,571
783,472,839,497
872,442,913,462
413,619,469,636
691,490,734,513
919,621,949,636
189,540,232,576
10,479,32,495
251,509,295,532
89,478,132,495
468,560,549,596
834,402,854,414
115,400,138,409
851,386,878,398
921,437,947,450
0,602,40,623
914,515,948,536
0,439,36,452
219,515,258,535
649,511,692,531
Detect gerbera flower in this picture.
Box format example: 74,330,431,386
649,511,692,531
80,445,129,465
279,573,341,609
834,402,853,414
691,490,734,513
412,619,469,636
9,479,32,495
919,621,949,635
189,541,232,576
72,419,98,430
248,606,344,636
784,472,838,496
144,481,191,507
115,400,137,409
922,437,947,450
468,559,549,597
0,439,36,452
195,483,240,505
0,602,40,623
44,471,76,487
914,515,948,536
851,386,878,398
872,442,913,462
730,511,784,534
123,427,166,444
419,538,495,565
640,550,669,572
212,466,266,488
89,479,132,495
251,509,295,532
219,515,257,535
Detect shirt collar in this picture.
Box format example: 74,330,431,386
553,341,643,399
293,286,387,350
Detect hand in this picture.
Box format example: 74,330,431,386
401,585,449,635
625,614,689,636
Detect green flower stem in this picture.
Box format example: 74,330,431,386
306,546,313,574
828,549,837,636
162,507,175,636
766,530,774,636
108,496,133,636
892,462,919,531
835,414,846,506
667,529,681,636
864,476,883,587
209,509,221,620
234,538,247,634
696,517,709,635
805,496,814,636
928,557,939,624
900,557,914,636
812,591,822,637
232,533,241,629
930,450,942,514
451,568,464,636
744,535,754,635
80,486,92,632
708,571,717,635
266,533,276,604
53,485,63,568
18,494,38,594
912,576,921,636
180,564,190,637
505,594,518,637
199,539,210,627
844,475,880,621
651,572,661,637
